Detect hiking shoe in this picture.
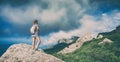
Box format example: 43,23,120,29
35,48,44,52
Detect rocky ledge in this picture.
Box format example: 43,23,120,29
0,44,63,62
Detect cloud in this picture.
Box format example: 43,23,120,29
1,5,41,25
1,0,88,25
39,8,66,24
2,6,67,25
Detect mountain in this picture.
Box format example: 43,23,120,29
45,25,120,62
0,44,63,62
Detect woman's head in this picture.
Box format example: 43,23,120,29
34,19,38,24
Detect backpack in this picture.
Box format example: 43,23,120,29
30,25,37,35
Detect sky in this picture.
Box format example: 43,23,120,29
0,0,120,46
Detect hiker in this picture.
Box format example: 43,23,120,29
30,20,41,50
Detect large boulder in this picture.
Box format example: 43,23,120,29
58,42,83,54
76,32,95,42
97,35,103,39
0,44,63,62
98,38,113,45
58,39,73,44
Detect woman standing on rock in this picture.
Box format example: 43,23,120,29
30,20,41,50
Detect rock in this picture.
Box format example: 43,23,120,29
58,33,95,54
65,39,73,44
58,38,75,44
0,44,63,62
58,42,83,54
98,38,113,45
76,32,94,42
97,35,103,39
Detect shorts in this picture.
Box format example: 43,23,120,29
32,33,38,38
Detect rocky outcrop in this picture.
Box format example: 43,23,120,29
58,39,73,44
98,38,112,45
58,36,79,44
76,32,95,42
0,44,63,62
58,33,95,54
58,42,83,54
97,35,103,39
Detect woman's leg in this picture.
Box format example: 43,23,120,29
32,37,35,49
36,36,41,49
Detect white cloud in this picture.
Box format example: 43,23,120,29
1,0,88,25
2,6,67,25
39,8,66,24
1,5,41,24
